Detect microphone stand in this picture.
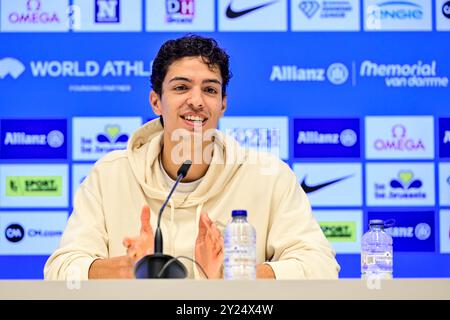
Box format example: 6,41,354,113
134,160,192,279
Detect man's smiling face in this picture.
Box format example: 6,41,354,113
150,56,227,136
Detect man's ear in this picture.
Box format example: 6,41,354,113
220,95,227,116
149,90,162,116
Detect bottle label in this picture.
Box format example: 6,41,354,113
362,252,393,266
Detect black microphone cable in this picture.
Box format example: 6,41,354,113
157,256,209,279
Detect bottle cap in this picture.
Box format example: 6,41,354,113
369,219,384,226
232,210,247,217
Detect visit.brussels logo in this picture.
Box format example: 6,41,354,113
96,125,129,144
390,170,422,190
294,118,360,158
376,170,426,200
0,119,67,159
5,224,25,243
72,117,142,161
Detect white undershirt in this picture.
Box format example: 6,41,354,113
158,155,202,194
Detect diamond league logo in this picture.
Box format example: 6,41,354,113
299,1,320,18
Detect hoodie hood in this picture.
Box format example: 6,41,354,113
127,118,244,208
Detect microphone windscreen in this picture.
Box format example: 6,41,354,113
177,160,192,178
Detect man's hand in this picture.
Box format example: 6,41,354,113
88,205,155,279
123,205,154,264
195,212,224,279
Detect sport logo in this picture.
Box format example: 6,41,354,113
166,0,195,23
369,211,434,251
0,58,26,79
95,0,120,23
294,118,360,158
301,174,353,193
7,0,61,25
414,223,431,240
319,221,356,242
270,62,349,85
374,124,425,153
385,223,431,240
299,1,320,18
96,125,129,144
375,170,426,200
5,224,25,243
6,176,62,197
390,171,422,190
366,1,424,29
226,0,278,19
4,130,64,148
0,119,67,160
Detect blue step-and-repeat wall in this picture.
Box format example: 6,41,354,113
0,0,449,279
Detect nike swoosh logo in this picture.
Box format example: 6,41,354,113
226,0,278,19
301,174,354,194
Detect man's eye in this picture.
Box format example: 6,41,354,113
205,87,218,94
174,85,187,91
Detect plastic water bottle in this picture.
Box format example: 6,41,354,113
361,219,393,279
223,210,256,280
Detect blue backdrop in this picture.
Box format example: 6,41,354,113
0,0,449,279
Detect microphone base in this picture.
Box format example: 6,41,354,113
134,253,187,279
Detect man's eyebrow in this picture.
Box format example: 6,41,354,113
168,77,222,85
203,79,222,85
169,76,191,83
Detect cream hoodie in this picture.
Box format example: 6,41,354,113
44,119,340,280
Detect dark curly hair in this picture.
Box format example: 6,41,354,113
150,34,232,97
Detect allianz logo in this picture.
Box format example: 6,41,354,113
270,63,349,85
385,223,431,240
0,57,151,79
367,1,424,21
3,130,64,148
297,129,357,147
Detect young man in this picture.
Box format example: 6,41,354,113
44,35,340,280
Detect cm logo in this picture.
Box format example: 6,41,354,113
5,224,25,243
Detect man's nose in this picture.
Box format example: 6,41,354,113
187,87,204,110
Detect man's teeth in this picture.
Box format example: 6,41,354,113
184,115,204,122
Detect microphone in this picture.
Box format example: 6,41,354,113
134,160,192,279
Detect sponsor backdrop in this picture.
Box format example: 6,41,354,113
0,0,449,278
